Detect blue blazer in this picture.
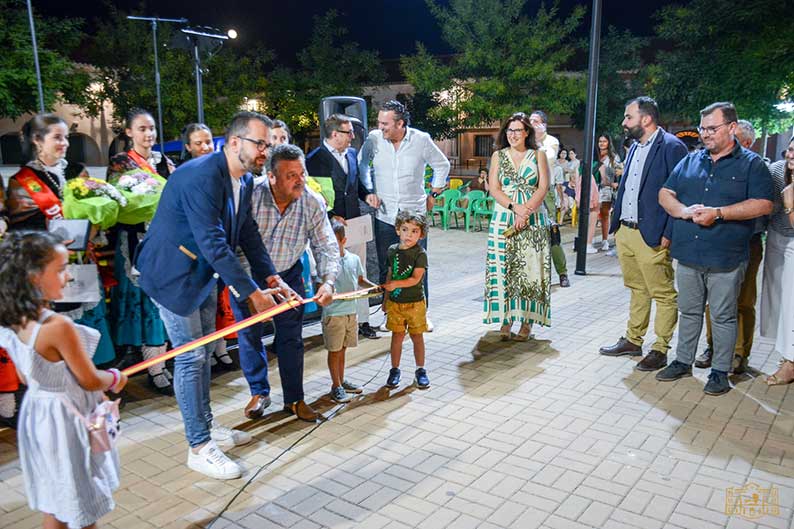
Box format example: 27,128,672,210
135,151,276,316
610,128,688,247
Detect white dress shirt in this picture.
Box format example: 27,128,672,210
323,139,348,174
359,127,450,225
620,128,660,223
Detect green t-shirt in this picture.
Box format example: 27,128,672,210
387,243,428,303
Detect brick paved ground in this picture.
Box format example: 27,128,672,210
2,225,793,529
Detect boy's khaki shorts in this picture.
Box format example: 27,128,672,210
322,314,358,351
385,299,428,334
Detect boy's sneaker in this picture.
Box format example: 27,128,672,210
415,368,430,389
386,368,401,388
655,360,693,382
342,380,363,394
187,440,242,480
210,420,252,448
331,386,352,403
601,240,610,251
704,370,731,395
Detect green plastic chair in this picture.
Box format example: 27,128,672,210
431,189,461,230
472,196,495,231
458,190,486,232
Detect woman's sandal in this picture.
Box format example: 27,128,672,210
512,327,533,342
499,325,513,341
766,360,794,386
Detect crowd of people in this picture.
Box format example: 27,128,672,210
0,94,792,528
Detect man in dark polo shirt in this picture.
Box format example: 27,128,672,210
656,102,773,395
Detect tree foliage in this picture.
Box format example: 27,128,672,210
651,0,794,133
0,0,92,118
261,10,385,140
402,0,586,137
86,7,272,141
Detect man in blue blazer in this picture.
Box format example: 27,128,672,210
599,96,687,372
136,112,291,480
306,113,380,338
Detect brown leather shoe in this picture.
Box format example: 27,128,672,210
244,395,271,419
599,337,643,357
635,350,667,371
283,400,320,422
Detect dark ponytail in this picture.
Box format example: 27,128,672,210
122,108,154,151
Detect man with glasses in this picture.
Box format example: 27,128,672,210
136,111,292,479
307,114,380,338
657,102,773,395
599,96,687,372
360,100,450,331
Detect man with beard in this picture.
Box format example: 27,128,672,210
136,112,291,480
599,97,687,372
232,143,339,422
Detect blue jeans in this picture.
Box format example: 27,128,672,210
154,292,217,448
231,261,306,403
375,218,429,304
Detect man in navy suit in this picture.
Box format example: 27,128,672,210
306,114,380,338
136,111,292,480
599,97,687,372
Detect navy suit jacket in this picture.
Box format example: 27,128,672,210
135,151,276,316
610,128,688,247
305,145,371,219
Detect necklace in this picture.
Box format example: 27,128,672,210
36,159,63,198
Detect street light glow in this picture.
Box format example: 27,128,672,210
227,29,238,39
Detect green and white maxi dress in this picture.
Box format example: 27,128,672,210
483,148,552,327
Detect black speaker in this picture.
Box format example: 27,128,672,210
319,96,368,150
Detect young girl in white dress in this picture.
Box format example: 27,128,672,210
0,231,127,529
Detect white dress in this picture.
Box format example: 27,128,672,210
1,310,120,528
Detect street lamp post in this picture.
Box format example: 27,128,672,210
127,16,187,149
25,0,45,113
180,27,236,123
575,0,603,275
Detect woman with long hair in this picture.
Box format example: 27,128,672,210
180,122,213,163
483,112,551,341
595,134,619,251
762,137,794,385
106,108,174,395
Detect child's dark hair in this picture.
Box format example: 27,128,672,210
0,231,65,327
331,219,346,239
395,210,428,237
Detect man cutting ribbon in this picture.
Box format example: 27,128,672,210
135,112,294,481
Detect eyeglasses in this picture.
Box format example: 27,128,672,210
336,129,354,136
506,128,526,135
238,136,270,151
697,122,732,136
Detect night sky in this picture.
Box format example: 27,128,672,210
36,0,676,64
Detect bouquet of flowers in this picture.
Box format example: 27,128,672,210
63,177,126,229
111,169,167,224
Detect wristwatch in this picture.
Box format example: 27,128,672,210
323,281,335,293
431,191,440,198
715,208,723,221
784,207,794,214
507,202,514,211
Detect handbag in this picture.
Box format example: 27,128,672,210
59,396,121,453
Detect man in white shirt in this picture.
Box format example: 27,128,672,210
360,100,450,318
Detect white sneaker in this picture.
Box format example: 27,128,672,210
187,440,242,480
426,317,434,332
210,420,252,448
601,240,610,251
586,246,598,254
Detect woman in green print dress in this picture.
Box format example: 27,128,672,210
483,112,552,340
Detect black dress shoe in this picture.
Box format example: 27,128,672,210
358,323,379,339
599,337,643,357
635,350,667,371
113,346,143,371
148,373,175,396
244,394,271,419
694,347,713,368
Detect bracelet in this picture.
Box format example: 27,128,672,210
785,207,794,214
106,368,121,392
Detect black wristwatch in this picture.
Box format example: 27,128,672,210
507,202,514,211
431,191,440,198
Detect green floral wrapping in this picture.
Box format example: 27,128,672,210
111,170,167,224
63,185,120,229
